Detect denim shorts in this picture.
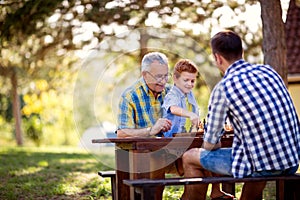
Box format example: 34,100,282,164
200,148,299,177
200,148,233,176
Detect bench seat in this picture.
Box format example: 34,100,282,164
124,174,300,200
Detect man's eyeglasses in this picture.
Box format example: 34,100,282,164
146,71,171,82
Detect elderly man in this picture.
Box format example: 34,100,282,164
117,52,172,138
116,52,176,199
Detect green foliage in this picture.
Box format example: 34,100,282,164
0,94,13,122
163,185,184,199
94,179,113,199
0,0,64,42
1,0,286,146
24,115,43,146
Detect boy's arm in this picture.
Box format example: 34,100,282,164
169,105,199,126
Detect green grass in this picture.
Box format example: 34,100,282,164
0,146,295,200
0,146,114,200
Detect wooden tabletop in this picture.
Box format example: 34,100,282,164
92,133,234,151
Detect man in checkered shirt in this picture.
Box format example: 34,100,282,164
181,30,300,200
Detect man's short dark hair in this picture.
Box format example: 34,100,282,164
210,30,243,62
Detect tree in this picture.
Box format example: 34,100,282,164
0,0,291,146
259,0,287,84
285,0,300,75
0,0,77,145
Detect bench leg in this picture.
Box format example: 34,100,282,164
222,183,235,195
278,179,300,200
111,176,116,200
276,180,285,200
138,186,159,200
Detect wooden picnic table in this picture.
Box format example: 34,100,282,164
92,132,234,200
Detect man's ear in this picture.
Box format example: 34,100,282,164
215,53,223,65
141,71,147,77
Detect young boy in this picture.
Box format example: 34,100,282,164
162,59,234,199
162,59,199,137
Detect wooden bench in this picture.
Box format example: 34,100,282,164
98,170,116,200
123,174,300,200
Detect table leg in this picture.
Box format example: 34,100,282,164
116,148,130,200
130,150,166,199
130,150,152,200
150,150,169,199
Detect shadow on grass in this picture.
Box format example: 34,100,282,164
0,147,114,200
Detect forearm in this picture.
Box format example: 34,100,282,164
117,127,152,138
170,106,193,118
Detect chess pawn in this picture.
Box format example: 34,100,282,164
191,125,198,133
224,121,229,131
198,121,204,132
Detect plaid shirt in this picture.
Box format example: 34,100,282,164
118,77,170,129
204,59,300,178
162,85,199,137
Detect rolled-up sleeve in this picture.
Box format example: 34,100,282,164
118,94,135,129
162,92,181,112
204,82,228,144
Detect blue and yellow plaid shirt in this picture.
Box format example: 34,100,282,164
118,77,170,129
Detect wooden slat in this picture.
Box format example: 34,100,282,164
98,170,116,177
124,175,300,200
123,174,300,187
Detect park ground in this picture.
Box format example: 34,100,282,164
1,146,297,200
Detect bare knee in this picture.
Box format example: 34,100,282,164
182,148,201,167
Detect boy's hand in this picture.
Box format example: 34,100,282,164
189,113,199,127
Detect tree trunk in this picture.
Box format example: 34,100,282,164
259,0,287,85
10,68,23,146
285,0,300,74
139,29,150,64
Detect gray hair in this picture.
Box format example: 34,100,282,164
141,52,168,72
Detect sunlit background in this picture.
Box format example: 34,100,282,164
0,0,295,149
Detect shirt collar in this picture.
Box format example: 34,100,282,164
173,85,194,101
224,59,245,77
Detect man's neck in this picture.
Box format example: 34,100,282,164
150,90,160,99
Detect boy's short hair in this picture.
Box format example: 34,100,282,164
173,59,198,78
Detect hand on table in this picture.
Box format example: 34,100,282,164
150,118,172,136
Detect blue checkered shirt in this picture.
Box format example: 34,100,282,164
204,59,300,178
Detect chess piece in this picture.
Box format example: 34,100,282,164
191,125,198,132
198,120,204,132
